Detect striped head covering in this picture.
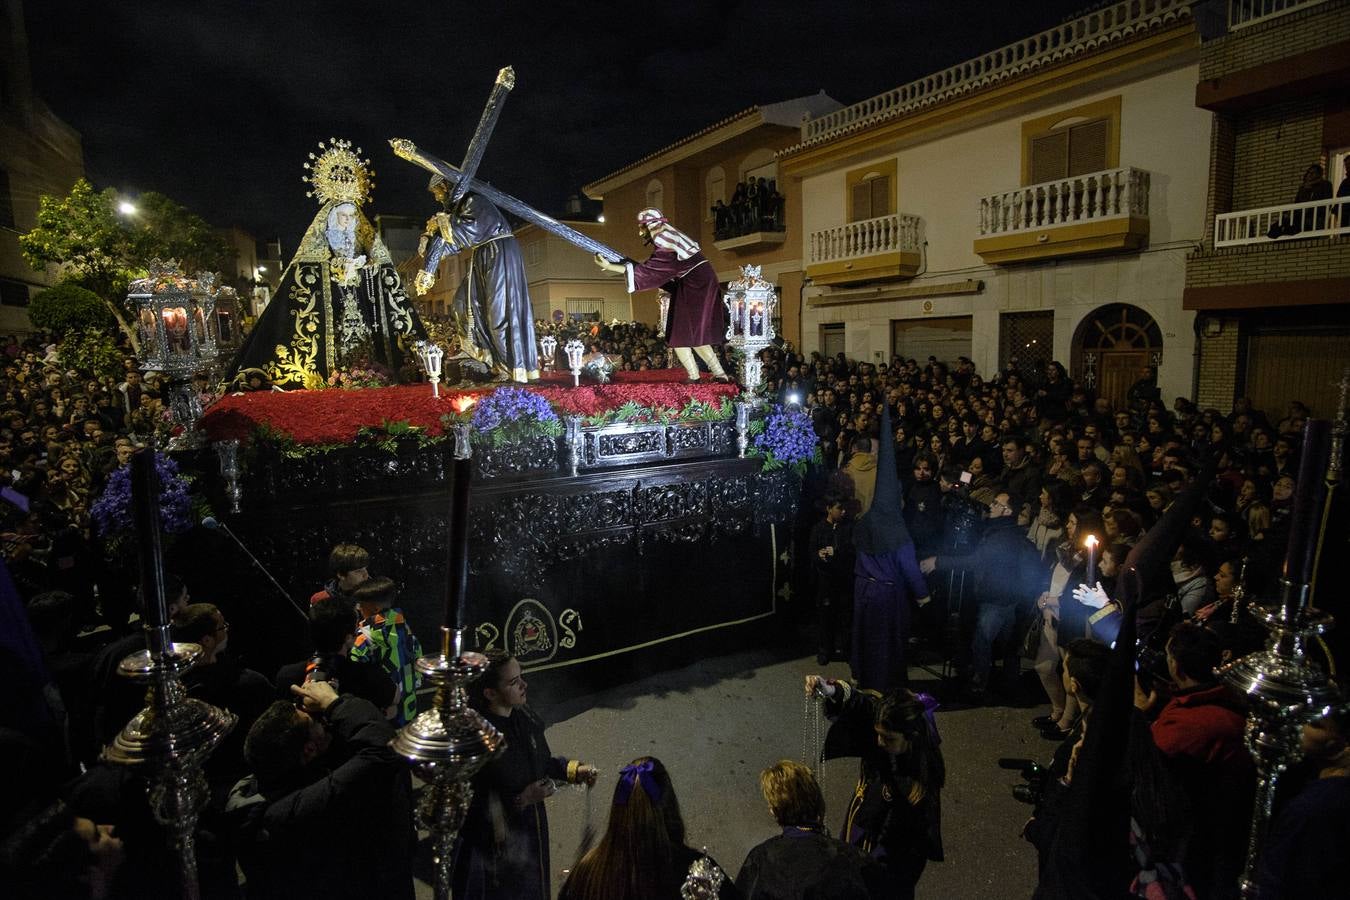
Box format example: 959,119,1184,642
637,207,700,260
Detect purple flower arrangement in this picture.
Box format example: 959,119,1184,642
90,452,195,538
470,386,563,447
751,404,820,475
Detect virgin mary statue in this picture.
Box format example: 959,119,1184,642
227,139,425,390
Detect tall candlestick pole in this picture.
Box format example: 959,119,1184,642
104,450,236,900
391,422,502,900
448,425,472,631
1221,414,1339,899
1282,420,1331,587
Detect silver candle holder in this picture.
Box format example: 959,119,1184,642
390,421,503,900
1220,399,1344,899
103,451,236,900
389,628,503,900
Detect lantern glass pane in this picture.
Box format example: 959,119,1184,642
163,307,191,355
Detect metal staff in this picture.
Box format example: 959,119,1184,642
1220,409,1342,899
390,425,503,900
103,450,236,900
391,138,629,263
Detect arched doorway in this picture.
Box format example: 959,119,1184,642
1074,303,1162,410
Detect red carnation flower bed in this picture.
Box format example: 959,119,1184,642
201,370,740,446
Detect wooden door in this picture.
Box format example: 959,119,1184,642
821,325,845,359
1098,351,1147,411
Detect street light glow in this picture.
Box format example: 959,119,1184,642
118,201,138,216
597,214,606,223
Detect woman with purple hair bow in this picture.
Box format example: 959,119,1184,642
804,676,946,899
560,756,743,900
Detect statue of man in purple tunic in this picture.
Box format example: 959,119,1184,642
595,208,730,382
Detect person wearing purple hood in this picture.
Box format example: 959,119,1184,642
850,404,931,691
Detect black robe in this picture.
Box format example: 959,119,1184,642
229,204,424,390
430,193,539,382
452,705,566,900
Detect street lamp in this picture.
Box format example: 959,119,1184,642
119,201,138,216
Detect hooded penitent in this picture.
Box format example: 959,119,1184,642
854,403,912,556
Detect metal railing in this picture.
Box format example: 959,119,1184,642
979,167,1150,236
797,0,1190,147
809,214,922,265
1214,196,1350,247
1228,0,1328,30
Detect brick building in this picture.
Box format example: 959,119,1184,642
1184,0,1350,422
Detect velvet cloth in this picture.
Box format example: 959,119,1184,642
629,247,724,347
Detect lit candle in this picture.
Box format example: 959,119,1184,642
1084,534,1099,587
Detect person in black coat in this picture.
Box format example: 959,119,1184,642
803,678,944,900
736,760,883,899
904,452,944,559
225,682,415,900
922,491,1040,698
456,651,598,900
810,495,854,665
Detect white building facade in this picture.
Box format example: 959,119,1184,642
784,0,1209,409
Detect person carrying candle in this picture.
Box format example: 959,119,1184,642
454,651,598,900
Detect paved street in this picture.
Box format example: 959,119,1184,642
416,646,1058,899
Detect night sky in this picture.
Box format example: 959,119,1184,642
23,0,1089,245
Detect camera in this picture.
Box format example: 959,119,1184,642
998,757,1048,807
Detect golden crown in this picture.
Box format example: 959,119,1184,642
302,138,374,205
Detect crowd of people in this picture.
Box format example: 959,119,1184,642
711,177,787,241
1,323,1344,899
782,344,1345,899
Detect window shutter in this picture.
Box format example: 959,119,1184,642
871,176,891,218
851,181,872,222
1030,132,1069,184
1067,119,1109,176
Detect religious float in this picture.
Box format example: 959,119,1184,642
139,253,807,689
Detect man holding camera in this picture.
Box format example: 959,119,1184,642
920,491,1040,701
226,681,415,900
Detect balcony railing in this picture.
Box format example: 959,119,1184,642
795,0,1190,148
809,214,922,265
1228,0,1328,30
979,167,1150,236
1214,196,1349,247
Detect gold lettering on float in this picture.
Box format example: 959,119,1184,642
559,609,583,649
475,622,500,651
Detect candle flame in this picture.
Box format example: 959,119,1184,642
450,395,477,413
1084,534,1099,549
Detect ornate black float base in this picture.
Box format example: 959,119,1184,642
194,444,798,681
